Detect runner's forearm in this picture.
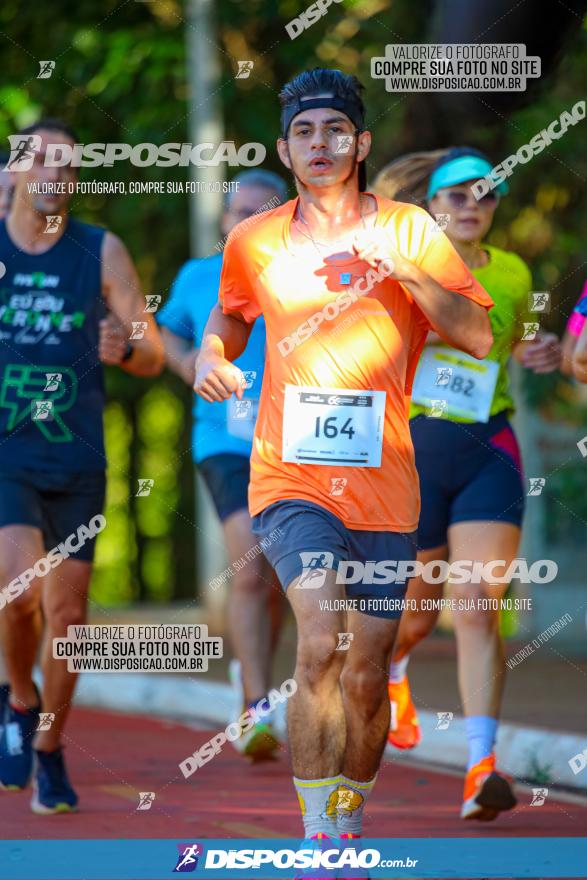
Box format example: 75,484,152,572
402,264,492,359
119,335,164,377
161,327,198,385
200,304,253,362
101,233,165,376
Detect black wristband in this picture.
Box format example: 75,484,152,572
121,342,133,362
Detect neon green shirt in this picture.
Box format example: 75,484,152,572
410,244,533,422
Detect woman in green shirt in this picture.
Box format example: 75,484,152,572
373,147,561,821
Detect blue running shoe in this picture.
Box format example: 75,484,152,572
294,833,339,880
338,834,371,879
31,747,78,814
0,695,40,791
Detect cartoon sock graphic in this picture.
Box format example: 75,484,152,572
336,775,377,836
293,775,342,837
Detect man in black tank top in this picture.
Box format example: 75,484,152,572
0,154,14,735
0,120,164,813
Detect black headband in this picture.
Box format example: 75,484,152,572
281,95,364,138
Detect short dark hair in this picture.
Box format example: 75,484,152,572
279,68,367,191
279,68,365,121
17,117,78,143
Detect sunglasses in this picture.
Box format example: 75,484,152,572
443,190,499,208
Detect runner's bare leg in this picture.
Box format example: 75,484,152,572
448,521,520,717
342,611,400,780
286,569,347,778
0,526,44,709
223,509,281,702
390,545,448,660
35,559,92,751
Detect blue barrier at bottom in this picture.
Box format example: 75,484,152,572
1,837,585,879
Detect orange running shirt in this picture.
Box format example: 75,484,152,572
219,195,493,531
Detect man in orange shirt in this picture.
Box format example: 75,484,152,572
195,68,493,865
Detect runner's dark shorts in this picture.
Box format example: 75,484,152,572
0,469,106,561
251,498,418,619
411,411,525,551
199,453,250,522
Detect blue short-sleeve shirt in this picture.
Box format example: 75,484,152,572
158,254,265,464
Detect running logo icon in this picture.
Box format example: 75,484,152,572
433,213,450,231
522,322,539,341
334,135,354,154
435,367,452,387
137,792,156,811
44,215,62,233
33,401,53,421
234,400,252,419
297,551,334,589
335,785,363,815
336,632,353,651
130,321,148,340
527,477,546,497
324,784,364,819
44,373,62,392
529,292,550,313
240,370,257,390
136,479,154,497
37,60,56,78
329,477,347,496
144,294,161,313
530,787,548,806
5,135,42,171
36,713,55,731
236,61,254,79
173,843,203,872
428,399,447,418
435,711,453,730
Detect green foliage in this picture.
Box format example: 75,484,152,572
545,463,587,543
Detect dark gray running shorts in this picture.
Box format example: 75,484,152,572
251,498,417,619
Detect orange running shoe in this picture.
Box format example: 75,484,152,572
387,677,421,749
461,753,517,820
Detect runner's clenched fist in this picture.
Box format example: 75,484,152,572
194,351,245,402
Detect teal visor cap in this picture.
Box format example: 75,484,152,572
427,155,509,200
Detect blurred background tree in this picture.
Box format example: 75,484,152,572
1,0,585,606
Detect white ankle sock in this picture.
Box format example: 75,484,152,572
388,654,410,684
293,775,341,838
465,715,498,770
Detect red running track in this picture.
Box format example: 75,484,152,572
0,707,584,845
